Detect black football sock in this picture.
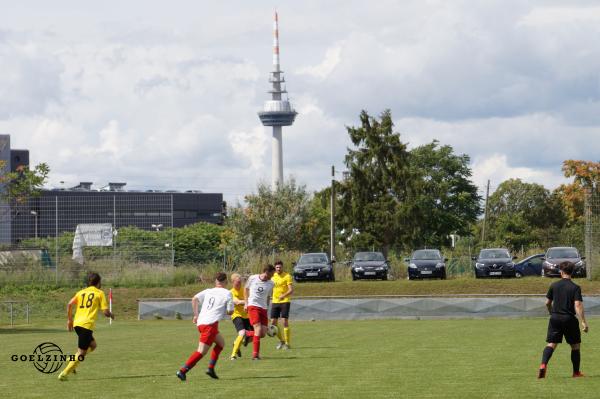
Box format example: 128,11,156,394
541,346,554,366
571,349,581,373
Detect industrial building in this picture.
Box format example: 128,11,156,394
0,135,224,244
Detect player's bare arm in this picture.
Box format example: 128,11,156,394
192,296,200,324
232,297,245,305
66,296,77,331
244,286,250,311
279,283,293,301
575,300,588,333
103,309,115,320
545,298,552,315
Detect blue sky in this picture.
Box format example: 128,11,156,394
1,0,599,203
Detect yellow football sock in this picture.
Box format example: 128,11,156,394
284,327,291,345
63,359,80,375
231,335,244,357
276,325,284,342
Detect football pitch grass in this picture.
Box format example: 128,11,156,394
2,318,600,399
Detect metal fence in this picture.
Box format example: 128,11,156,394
585,186,600,279
0,195,174,284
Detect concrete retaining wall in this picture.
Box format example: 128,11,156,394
138,296,600,321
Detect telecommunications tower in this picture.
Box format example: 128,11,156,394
258,11,297,190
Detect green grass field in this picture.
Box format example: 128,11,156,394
2,318,600,399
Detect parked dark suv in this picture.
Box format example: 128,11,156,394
351,251,389,280
473,248,517,278
293,252,335,282
542,247,586,278
406,249,447,280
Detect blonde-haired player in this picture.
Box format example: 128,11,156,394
229,273,252,360
271,260,293,349
58,272,114,381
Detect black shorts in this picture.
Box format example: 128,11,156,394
74,326,95,350
270,302,291,319
232,317,251,332
546,315,581,344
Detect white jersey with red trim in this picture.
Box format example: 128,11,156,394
245,274,274,309
194,287,234,326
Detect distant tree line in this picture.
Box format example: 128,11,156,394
224,110,599,260
4,111,599,265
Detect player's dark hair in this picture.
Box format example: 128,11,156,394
274,260,283,266
559,261,575,276
215,271,227,283
87,272,101,287
263,264,276,273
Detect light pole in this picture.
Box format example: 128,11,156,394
330,166,336,263
30,210,38,239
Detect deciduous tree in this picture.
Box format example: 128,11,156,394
410,140,481,247
338,110,415,255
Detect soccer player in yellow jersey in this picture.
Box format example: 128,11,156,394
58,272,114,381
271,260,294,350
229,273,252,360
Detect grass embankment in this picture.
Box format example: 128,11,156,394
2,277,600,322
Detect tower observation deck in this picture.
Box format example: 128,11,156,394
258,12,297,189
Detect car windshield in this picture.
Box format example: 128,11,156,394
298,254,328,264
354,252,385,261
547,248,579,259
479,249,510,259
412,250,441,260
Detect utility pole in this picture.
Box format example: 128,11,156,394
330,165,335,263
481,179,490,243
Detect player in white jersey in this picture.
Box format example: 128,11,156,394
176,272,234,381
244,264,276,360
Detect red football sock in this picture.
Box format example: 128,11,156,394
208,345,223,369
253,335,260,357
181,351,203,373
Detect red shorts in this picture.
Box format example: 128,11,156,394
247,306,268,326
197,322,219,345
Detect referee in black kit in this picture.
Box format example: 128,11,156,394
538,261,589,379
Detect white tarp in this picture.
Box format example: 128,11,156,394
72,223,113,264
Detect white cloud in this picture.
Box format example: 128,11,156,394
1,0,599,204
519,6,600,26
228,125,268,172
471,153,569,193
295,44,342,79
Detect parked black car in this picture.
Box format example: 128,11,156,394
351,252,389,280
406,249,447,280
293,252,335,282
473,248,517,278
542,247,586,278
514,253,545,277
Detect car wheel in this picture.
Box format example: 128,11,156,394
382,274,388,281
515,271,523,278
441,272,447,280
330,273,335,282
352,274,357,281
